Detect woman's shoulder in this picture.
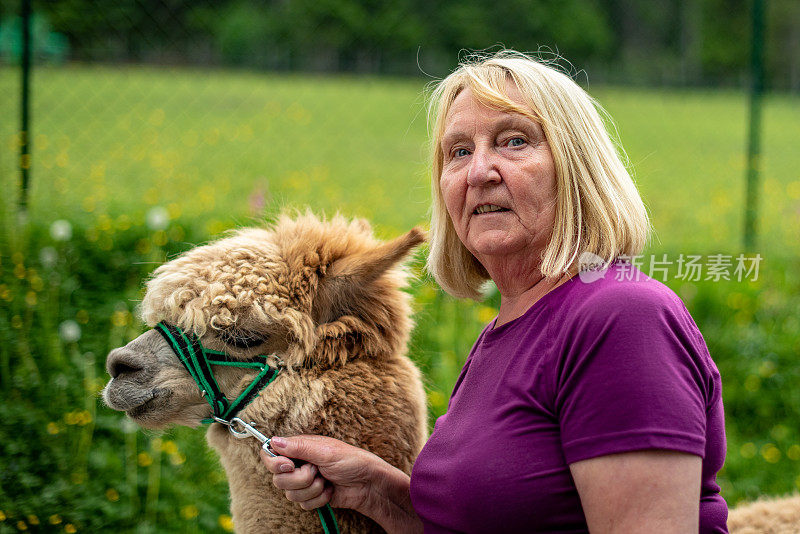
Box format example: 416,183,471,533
546,261,706,348
562,261,687,317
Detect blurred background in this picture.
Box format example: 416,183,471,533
1,0,798,532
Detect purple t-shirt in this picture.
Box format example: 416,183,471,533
410,263,728,533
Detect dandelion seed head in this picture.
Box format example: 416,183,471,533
146,206,170,231
50,220,73,241
59,320,81,343
122,418,138,434
40,247,58,268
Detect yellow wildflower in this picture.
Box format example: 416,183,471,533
111,310,130,327
744,375,760,392
427,390,445,409
740,442,756,459
180,505,199,520
477,306,497,324
761,443,781,463
218,515,234,532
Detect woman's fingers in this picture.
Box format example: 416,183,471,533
268,435,345,466
259,451,297,474
269,462,331,511
272,463,318,490
295,485,334,511
283,473,326,503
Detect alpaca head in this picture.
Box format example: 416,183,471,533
103,212,425,429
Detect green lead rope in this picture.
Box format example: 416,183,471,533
154,322,339,534
317,505,340,534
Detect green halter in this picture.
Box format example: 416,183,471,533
154,322,279,423
154,322,340,534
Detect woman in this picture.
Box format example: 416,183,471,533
261,50,728,533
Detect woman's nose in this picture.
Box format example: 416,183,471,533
466,147,501,186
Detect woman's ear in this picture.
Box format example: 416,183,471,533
312,227,425,325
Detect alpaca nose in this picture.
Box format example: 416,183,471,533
106,347,145,379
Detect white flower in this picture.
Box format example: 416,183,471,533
122,418,138,434
40,246,58,268
50,220,73,241
146,206,170,231
59,320,81,343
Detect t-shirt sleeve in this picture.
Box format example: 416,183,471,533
553,282,713,465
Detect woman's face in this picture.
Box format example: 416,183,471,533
439,83,558,268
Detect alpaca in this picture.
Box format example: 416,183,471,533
103,213,428,533
728,494,800,533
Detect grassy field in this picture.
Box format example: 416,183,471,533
1,65,799,532
2,65,799,252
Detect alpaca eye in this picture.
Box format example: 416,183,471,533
220,330,268,349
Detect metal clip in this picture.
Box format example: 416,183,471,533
228,417,278,457
212,415,231,427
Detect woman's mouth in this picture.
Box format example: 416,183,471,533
474,204,510,215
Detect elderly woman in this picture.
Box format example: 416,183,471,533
261,51,728,533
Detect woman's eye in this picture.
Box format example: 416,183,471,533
507,137,526,147
453,148,470,158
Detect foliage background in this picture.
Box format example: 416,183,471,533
0,1,799,532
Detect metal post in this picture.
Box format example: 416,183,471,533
19,0,32,214
744,0,765,251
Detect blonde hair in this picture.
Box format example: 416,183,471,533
425,50,650,300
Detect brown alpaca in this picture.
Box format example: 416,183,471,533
728,494,800,533
103,213,428,533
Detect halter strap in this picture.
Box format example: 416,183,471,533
153,322,340,534
154,322,279,422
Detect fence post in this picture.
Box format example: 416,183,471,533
744,0,765,251
19,0,32,216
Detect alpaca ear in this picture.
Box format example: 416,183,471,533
312,227,425,324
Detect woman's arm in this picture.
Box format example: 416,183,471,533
569,450,701,533
260,435,423,534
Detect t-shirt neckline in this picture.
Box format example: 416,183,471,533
486,273,580,337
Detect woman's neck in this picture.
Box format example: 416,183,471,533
493,266,576,328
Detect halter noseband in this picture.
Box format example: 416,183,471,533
153,322,340,533
154,322,280,424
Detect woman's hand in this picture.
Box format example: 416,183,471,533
260,435,422,533
260,435,374,512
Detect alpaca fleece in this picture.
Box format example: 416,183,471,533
104,213,428,533
728,494,800,534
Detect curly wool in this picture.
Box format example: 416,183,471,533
728,494,800,533
141,212,420,368
136,211,427,533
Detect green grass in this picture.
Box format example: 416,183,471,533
2,65,799,251
1,65,799,532
1,65,433,238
